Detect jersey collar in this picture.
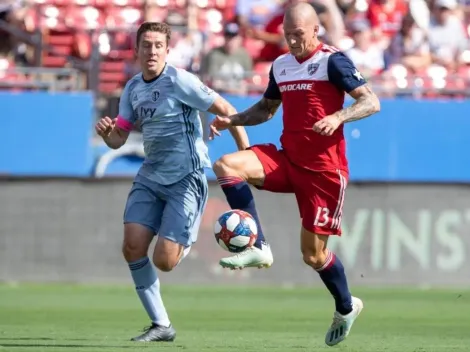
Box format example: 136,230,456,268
142,63,167,84
294,42,323,64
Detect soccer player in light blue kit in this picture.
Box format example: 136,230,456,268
95,22,249,342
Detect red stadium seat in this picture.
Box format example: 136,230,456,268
65,5,105,30
47,34,75,46
51,44,72,55
107,49,135,60
174,0,187,8
144,6,168,22
99,81,123,93
42,56,68,67
100,61,126,72
105,6,142,29
99,71,127,82
110,0,144,6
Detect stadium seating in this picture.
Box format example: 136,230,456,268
11,0,469,95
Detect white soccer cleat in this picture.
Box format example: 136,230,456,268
219,243,273,270
324,296,363,347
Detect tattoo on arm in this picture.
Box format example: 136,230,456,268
336,85,380,123
230,98,282,126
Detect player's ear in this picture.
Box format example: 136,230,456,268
313,25,319,35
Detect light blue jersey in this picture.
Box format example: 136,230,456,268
116,64,217,185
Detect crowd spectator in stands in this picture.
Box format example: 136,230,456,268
0,2,13,61
428,0,468,70
345,20,385,77
166,28,202,70
236,0,279,30
385,13,431,72
0,38,13,80
200,22,253,95
0,0,30,68
0,0,22,25
245,0,290,63
2,0,469,94
313,0,347,47
249,0,304,62
366,0,409,47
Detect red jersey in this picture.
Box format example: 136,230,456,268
257,14,287,62
263,43,366,172
367,0,408,37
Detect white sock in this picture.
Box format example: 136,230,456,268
176,246,191,267
129,257,170,327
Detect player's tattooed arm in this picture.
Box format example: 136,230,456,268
336,84,381,123
230,97,282,126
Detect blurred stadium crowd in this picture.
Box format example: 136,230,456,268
0,0,469,96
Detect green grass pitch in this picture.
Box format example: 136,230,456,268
1,284,469,351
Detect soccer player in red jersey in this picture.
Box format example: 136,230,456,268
210,2,380,347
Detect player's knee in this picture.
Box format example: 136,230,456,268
212,156,230,176
213,155,239,177
122,240,148,263
122,223,154,263
302,249,328,269
153,256,177,272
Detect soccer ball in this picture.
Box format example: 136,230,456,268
214,210,258,253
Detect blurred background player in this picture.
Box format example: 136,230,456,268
95,22,249,343
210,2,380,347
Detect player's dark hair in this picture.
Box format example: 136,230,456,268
136,22,171,47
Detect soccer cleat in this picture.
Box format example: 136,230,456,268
131,323,176,342
219,243,273,270
324,296,363,347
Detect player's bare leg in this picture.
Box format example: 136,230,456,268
213,150,273,269
153,235,189,272
301,228,363,346
123,224,177,342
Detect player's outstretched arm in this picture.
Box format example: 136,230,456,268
208,96,250,150
230,97,282,126
228,64,282,126
209,65,281,134
336,84,380,123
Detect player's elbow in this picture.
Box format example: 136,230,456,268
371,95,381,114
208,96,237,116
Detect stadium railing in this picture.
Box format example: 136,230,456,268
0,67,86,91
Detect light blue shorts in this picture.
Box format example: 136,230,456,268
123,169,208,247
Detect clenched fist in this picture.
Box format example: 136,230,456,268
95,116,115,137
312,114,341,136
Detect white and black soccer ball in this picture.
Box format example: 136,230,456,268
214,210,258,253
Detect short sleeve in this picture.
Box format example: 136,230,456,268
263,66,281,100
327,52,367,93
174,70,218,111
116,80,137,132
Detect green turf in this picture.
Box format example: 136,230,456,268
0,284,469,351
